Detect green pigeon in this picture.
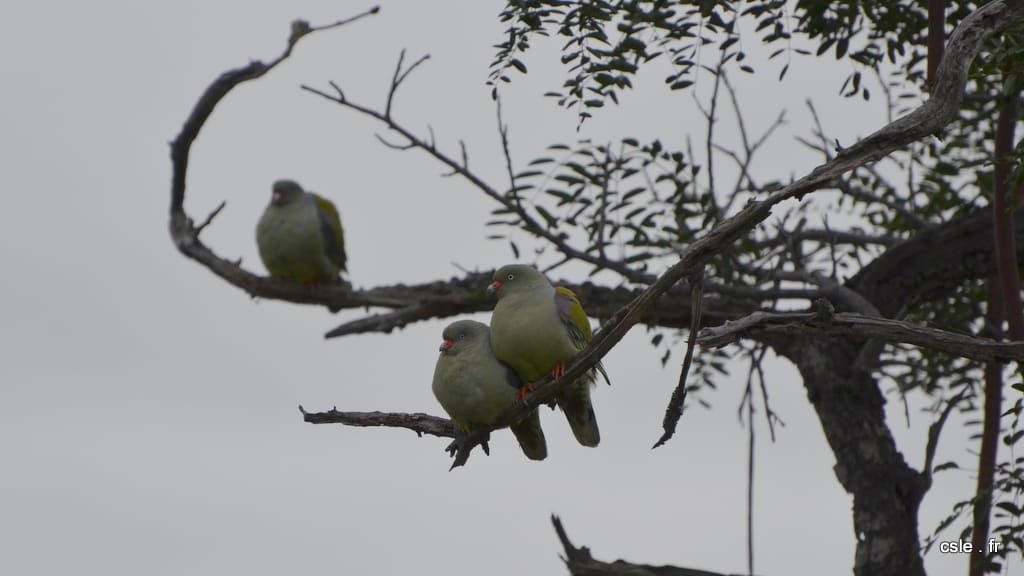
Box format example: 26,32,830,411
256,179,347,285
432,319,548,461
487,264,610,448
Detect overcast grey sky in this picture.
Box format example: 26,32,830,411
0,2,1011,575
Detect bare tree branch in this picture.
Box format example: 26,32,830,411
653,270,703,448
320,275,743,338
697,306,1024,363
754,228,900,249
731,262,881,317
300,406,455,438
193,200,227,237
752,344,781,441
927,0,948,87
385,49,431,118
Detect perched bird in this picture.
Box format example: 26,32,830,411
256,179,347,285
432,319,547,461
488,264,609,448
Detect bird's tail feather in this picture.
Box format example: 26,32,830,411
557,384,600,447
510,409,548,461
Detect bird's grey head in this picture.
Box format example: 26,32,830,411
487,264,548,298
270,179,305,206
438,320,489,354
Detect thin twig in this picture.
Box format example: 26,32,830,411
922,385,971,486
496,95,517,194
653,269,703,448
385,49,431,119
752,344,781,442
193,200,227,237
746,358,755,576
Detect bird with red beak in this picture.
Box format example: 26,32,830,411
431,319,547,461
487,264,609,448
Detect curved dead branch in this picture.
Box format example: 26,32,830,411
168,7,380,310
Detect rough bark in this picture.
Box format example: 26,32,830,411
786,340,927,576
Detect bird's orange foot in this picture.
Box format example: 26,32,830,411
517,382,534,401
551,362,567,379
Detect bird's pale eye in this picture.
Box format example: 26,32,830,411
506,273,515,281
458,333,466,340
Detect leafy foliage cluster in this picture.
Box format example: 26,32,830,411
490,138,698,269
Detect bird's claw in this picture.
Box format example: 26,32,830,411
551,363,567,379
516,382,534,401
444,429,492,460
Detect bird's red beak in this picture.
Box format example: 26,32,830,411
439,339,453,352
487,280,502,296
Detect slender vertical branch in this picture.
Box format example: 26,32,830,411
653,270,703,448
746,364,756,576
971,67,1022,574
927,0,946,87
972,281,1006,576
991,80,1024,341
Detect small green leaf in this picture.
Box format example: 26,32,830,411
1003,429,1024,446
535,205,559,227
996,502,1022,516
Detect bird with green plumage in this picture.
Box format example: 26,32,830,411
256,179,347,285
432,319,547,461
487,264,610,448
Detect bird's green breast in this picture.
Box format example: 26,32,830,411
256,199,340,282
490,290,578,383
432,345,517,427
